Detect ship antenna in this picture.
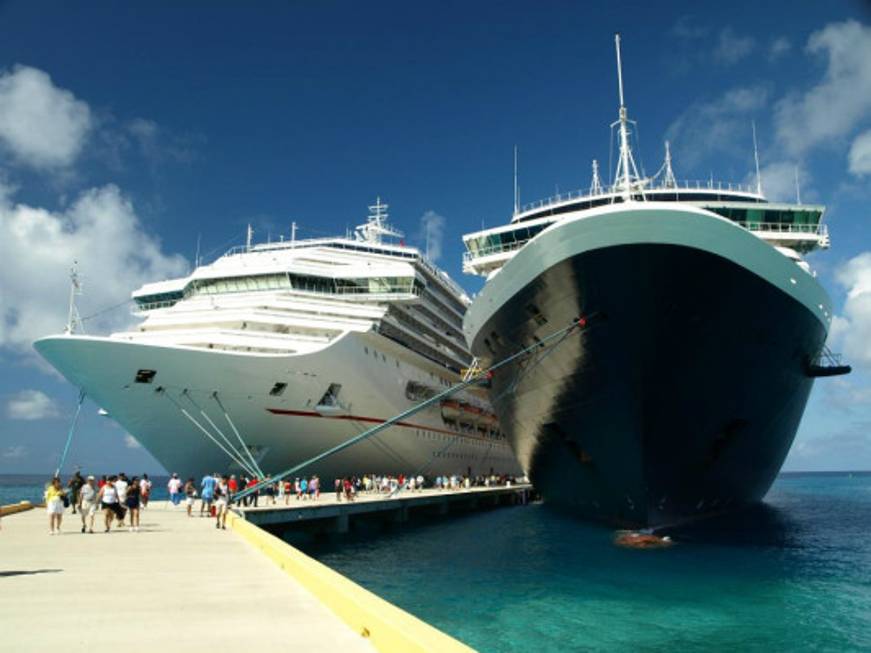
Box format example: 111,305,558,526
291,221,297,243
663,141,677,188
590,159,603,195
752,121,763,196
611,33,644,201
794,166,802,204
246,224,253,252
64,261,83,335
513,145,520,215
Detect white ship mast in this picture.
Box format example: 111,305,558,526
355,196,404,244
64,261,83,335
611,33,644,202
590,159,603,195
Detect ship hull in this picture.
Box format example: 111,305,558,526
34,331,521,481
464,204,831,527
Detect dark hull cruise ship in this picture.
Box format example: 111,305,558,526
460,36,848,528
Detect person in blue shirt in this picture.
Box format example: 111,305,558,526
200,472,217,516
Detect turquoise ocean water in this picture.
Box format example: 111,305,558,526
298,473,871,652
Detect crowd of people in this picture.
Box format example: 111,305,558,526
45,471,153,535
42,469,524,535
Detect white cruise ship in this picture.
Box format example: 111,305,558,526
36,199,521,480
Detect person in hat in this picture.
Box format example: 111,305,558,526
78,475,98,533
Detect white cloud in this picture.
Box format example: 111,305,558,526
768,37,792,61
831,252,871,370
665,86,769,169
6,389,59,420
848,129,871,177
0,184,188,352
124,434,142,449
713,27,756,65
419,210,446,262
744,160,806,203
0,65,91,168
2,445,27,459
774,20,871,156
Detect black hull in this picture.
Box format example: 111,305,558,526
470,244,827,527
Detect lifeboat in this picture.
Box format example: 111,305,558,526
614,531,673,549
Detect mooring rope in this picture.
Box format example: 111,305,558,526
55,389,86,478
232,315,593,504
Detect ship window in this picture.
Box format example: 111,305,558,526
317,383,342,407
269,382,287,396
134,369,156,384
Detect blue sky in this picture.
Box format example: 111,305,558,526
1,1,870,475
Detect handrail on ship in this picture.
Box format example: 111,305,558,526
231,315,597,504
518,178,761,214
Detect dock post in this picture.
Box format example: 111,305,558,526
333,513,349,534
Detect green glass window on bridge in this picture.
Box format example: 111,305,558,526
710,206,823,229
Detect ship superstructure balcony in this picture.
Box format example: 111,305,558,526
463,182,829,277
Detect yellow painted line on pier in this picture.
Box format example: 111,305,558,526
228,511,476,653
0,501,35,516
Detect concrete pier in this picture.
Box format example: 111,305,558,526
240,484,533,531
0,501,374,652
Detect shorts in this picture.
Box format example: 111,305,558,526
46,498,64,515
185,496,195,506
201,494,214,503
125,497,140,509
80,501,97,516
214,498,227,508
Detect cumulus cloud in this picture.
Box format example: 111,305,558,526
0,65,91,168
768,37,792,61
0,184,188,352
744,161,806,203
713,27,756,65
848,129,871,177
831,252,871,370
665,86,769,169
2,445,26,459
6,389,59,420
419,210,446,262
774,20,871,156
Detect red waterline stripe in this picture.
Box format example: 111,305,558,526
266,408,493,442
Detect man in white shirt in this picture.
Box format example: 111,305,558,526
113,474,129,527
167,473,183,506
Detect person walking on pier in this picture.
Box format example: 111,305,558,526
228,475,239,505
67,471,84,515
167,473,183,506
139,474,152,508
214,475,229,530
45,477,66,535
200,472,216,516
98,476,121,532
78,475,97,533
126,477,141,531
114,474,129,528
184,478,197,517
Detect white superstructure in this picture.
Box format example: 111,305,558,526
36,199,521,480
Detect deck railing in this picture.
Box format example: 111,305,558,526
518,179,761,214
